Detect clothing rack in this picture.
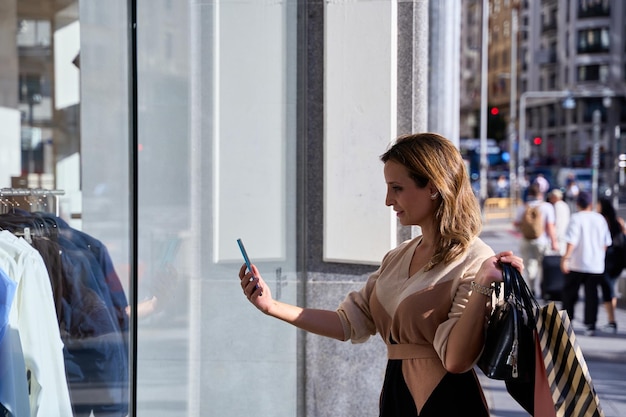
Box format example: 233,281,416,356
0,188,65,216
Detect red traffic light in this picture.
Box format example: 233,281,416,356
533,136,542,145
490,107,499,116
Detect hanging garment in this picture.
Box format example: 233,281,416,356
42,214,129,338
0,231,73,417
0,211,129,416
56,241,128,417
0,267,31,417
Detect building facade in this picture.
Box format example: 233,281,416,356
475,0,626,194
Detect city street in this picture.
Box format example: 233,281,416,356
479,218,626,417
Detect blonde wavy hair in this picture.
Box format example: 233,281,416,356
380,132,483,269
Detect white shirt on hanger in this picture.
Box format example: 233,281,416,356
0,231,72,417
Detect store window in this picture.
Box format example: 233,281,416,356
2,0,130,416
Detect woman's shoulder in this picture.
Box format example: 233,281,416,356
431,238,494,280
467,237,495,257
445,237,494,269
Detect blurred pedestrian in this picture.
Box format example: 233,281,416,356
597,197,625,333
495,174,509,198
564,174,580,212
561,192,612,336
547,189,570,256
533,173,550,194
513,183,559,295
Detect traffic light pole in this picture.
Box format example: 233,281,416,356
479,0,489,203
508,9,518,208
592,109,601,209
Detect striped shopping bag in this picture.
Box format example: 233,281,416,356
534,302,605,417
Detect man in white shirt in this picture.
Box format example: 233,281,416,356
560,191,612,336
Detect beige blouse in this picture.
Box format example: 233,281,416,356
336,236,494,412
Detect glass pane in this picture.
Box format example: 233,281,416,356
1,1,131,416
134,1,297,416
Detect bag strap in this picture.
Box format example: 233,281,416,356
501,262,540,325
497,263,522,378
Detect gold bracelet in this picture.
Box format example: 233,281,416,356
471,281,494,297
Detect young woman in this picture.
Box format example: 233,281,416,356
238,133,523,416
597,197,624,333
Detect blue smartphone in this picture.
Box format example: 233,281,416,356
237,238,254,276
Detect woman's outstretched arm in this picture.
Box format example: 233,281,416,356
239,264,346,341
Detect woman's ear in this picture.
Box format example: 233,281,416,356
429,183,439,200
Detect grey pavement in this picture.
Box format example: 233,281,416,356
479,217,626,417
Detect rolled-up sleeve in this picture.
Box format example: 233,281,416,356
336,282,378,343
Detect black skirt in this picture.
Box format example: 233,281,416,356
379,359,490,417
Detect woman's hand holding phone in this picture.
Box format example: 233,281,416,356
237,239,273,313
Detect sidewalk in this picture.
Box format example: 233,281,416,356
479,218,626,417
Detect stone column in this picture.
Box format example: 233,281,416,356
429,0,461,145
0,0,18,108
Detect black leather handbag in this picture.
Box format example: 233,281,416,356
478,262,539,415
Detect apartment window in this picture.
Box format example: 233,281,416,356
578,0,611,18
549,41,557,63
542,8,557,31
548,72,557,89
577,28,610,53
577,64,609,82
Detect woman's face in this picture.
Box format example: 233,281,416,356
384,160,437,226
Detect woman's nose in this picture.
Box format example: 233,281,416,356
385,193,393,207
